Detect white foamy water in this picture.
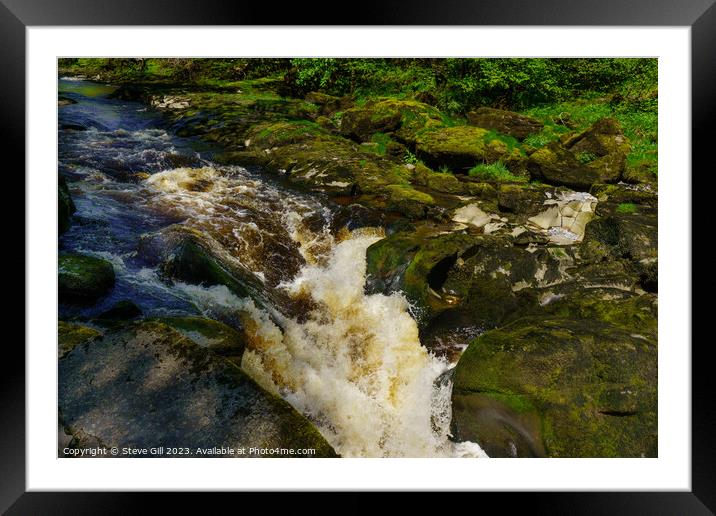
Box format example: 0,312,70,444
179,228,487,458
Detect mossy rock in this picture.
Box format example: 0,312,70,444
58,321,102,358
530,118,630,189
415,126,526,174
58,254,115,305
59,320,337,457
340,98,445,144
340,104,402,142
452,316,657,457
366,231,549,328
590,183,657,207
411,163,465,195
497,183,550,216
384,184,436,219
58,176,76,234
467,107,543,140
155,316,247,358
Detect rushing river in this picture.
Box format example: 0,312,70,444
58,79,487,458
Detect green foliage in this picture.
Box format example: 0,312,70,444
468,162,527,182
616,203,638,214
576,151,598,164
403,150,420,165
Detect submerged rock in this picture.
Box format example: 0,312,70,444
58,254,115,305
467,107,543,140
96,300,143,321
58,176,76,235
59,320,337,457
451,315,657,457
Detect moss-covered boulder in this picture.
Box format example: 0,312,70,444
155,316,247,360
58,176,76,234
59,320,337,457
411,163,467,195
339,98,445,145
529,118,630,189
415,126,527,174
58,254,115,305
366,231,560,330
340,105,402,141
451,316,657,457
467,107,543,140
304,91,347,115
58,321,102,358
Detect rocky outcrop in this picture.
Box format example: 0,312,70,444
58,254,115,304
528,118,630,189
415,126,527,175
467,107,543,140
59,320,337,457
339,98,444,145
451,294,657,457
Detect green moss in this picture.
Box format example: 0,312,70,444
616,202,638,214
58,321,102,358
58,254,116,304
468,161,527,182
453,316,657,457
154,316,247,357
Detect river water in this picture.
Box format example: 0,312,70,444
58,78,487,458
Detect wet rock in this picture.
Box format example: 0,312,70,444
366,231,557,329
155,316,247,360
60,123,88,131
97,300,143,321
59,320,338,457
58,321,102,358
467,107,543,140
58,176,76,234
58,254,115,305
452,316,657,457
58,95,77,106
415,126,527,175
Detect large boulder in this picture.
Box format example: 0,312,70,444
451,312,657,458
528,118,630,189
58,176,76,234
59,321,337,457
365,231,561,331
58,254,115,305
339,98,445,144
467,107,543,140
415,126,527,175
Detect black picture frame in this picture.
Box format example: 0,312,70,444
3,0,709,512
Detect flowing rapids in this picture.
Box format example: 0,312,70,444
58,79,487,458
